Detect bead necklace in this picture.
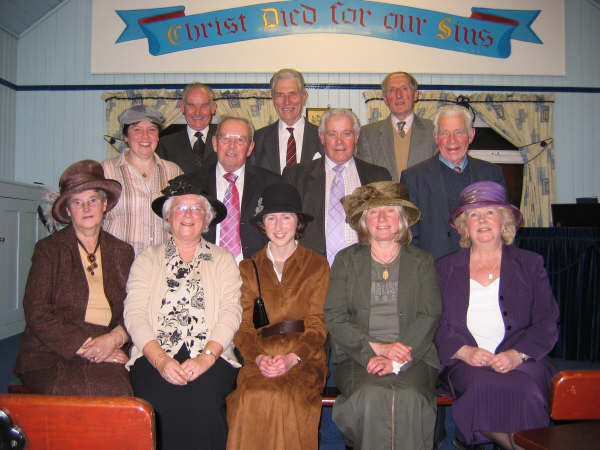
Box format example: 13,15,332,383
76,236,101,276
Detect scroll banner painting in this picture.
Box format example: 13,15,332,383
91,0,565,75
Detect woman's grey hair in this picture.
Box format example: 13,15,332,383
356,205,412,245
454,206,517,248
433,105,474,136
162,195,215,234
269,68,306,94
318,108,360,136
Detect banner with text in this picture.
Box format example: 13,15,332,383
91,0,565,74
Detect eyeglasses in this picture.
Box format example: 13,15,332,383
217,134,249,146
70,197,102,209
173,204,205,216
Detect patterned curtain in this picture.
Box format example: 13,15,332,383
468,93,555,227
102,88,276,159
363,90,457,123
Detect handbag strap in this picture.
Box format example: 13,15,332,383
250,258,262,298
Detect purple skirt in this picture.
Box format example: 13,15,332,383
440,357,556,445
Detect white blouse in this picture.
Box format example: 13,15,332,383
466,278,505,353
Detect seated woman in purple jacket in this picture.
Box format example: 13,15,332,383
434,181,559,450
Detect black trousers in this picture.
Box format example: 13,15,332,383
130,345,238,450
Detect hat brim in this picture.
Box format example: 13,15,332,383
52,179,122,224
250,207,313,226
152,193,227,226
449,201,524,230
346,198,421,232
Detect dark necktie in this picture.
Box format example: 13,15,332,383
286,127,297,167
397,121,406,138
193,131,205,159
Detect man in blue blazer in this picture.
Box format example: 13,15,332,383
250,68,323,174
357,72,437,181
400,105,505,260
157,83,218,173
199,116,280,262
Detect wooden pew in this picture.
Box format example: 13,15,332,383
514,370,600,450
0,394,155,450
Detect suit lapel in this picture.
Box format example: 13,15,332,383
241,165,258,221
300,121,319,162
354,246,372,316
380,116,398,177
266,122,280,173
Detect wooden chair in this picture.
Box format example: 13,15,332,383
514,370,600,450
0,394,155,450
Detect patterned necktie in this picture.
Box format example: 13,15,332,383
193,131,205,159
397,121,406,138
326,165,346,266
453,166,462,173
286,127,297,167
220,173,241,257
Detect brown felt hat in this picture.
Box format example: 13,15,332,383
342,181,421,231
52,160,122,224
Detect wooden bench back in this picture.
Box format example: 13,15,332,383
550,370,600,420
0,394,155,450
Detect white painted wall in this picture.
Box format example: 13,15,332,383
0,29,17,179
8,0,600,201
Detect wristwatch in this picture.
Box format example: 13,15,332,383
518,352,529,362
203,349,217,360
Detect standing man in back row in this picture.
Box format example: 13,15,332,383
250,68,323,174
357,71,437,181
157,82,218,173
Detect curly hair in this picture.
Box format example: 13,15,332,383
454,206,517,247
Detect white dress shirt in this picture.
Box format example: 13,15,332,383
277,117,306,172
187,124,209,147
467,278,505,353
324,155,361,248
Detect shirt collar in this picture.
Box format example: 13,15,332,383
391,112,414,132
187,124,209,143
278,116,305,133
324,154,356,171
438,153,469,171
116,149,161,168
216,162,245,178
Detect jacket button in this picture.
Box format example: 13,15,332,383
503,311,508,316
506,325,512,330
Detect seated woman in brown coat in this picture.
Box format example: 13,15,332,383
226,182,329,450
14,160,134,396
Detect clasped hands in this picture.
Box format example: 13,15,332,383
455,346,523,373
76,331,127,364
156,353,214,385
367,341,413,376
256,353,299,378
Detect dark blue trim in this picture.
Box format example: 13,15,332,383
1,76,599,94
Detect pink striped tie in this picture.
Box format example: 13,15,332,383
220,173,241,257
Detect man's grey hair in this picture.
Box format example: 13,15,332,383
318,108,361,136
433,105,475,136
270,68,306,95
381,72,418,93
216,116,255,143
162,195,215,234
182,83,215,103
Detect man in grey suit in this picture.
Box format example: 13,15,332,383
400,105,506,260
250,68,323,174
283,109,391,263
357,72,437,181
157,83,218,173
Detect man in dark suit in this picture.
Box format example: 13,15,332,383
200,116,280,262
357,72,437,181
283,109,391,263
250,68,323,174
400,105,506,260
157,83,218,173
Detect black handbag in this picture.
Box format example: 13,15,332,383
250,258,269,329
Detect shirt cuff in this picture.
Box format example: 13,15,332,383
392,360,406,374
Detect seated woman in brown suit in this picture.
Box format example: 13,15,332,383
14,160,134,396
226,182,329,450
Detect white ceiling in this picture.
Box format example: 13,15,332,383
0,0,66,38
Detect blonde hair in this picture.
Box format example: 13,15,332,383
356,205,412,245
454,206,517,248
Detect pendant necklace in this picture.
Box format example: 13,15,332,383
77,236,101,275
372,248,400,281
480,259,500,280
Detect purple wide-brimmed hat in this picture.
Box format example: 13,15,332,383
449,181,523,230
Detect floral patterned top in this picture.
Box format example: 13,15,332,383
156,238,212,358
